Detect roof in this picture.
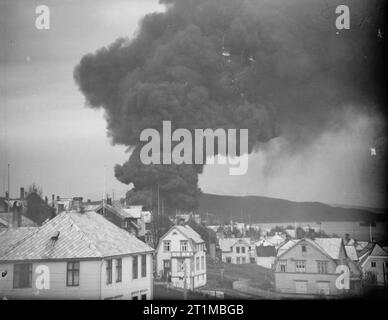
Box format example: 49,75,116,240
174,225,204,244
313,238,343,260
370,243,388,257
256,245,276,257
0,227,38,257
345,245,358,261
95,203,140,229
219,238,251,252
0,213,37,228
0,211,153,262
277,238,345,260
122,206,143,219
277,240,298,257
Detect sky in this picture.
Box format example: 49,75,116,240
0,0,385,207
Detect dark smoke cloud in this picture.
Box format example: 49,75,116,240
74,0,387,210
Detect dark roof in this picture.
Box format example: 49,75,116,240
256,245,276,257
0,213,37,228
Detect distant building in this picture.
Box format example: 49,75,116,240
0,210,154,300
122,205,152,241
95,202,140,237
175,212,201,225
0,188,38,229
219,238,251,264
156,224,206,290
274,238,362,296
255,245,276,269
358,243,388,286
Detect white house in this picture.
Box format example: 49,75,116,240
219,238,251,264
254,245,277,269
0,210,154,300
358,242,388,286
156,224,206,290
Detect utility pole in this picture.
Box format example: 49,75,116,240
102,165,106,215
7,163,10,226
369,223,373,242
183,260,188,300
157,183,160,217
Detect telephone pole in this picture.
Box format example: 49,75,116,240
7,164,10,224
183,261,188,300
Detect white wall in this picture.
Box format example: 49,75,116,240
156,228,206,289
0,260,100,299
101,253,153,300
0,254,153,300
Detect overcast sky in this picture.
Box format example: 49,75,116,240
0,0,384,207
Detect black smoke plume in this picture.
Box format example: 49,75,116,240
74,0,387,211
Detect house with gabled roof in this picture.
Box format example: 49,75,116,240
358,242,388,286
274,238,362,297
94,202,140,237
219,237,251,264
156,224,206,290
0,210,154,300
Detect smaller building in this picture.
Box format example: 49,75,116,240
255,245,276,269
358,243,388,286
95,202,140,237
156,224,206,290
219,238,251,264
274,238,362,297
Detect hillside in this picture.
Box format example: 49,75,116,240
198,194,387,224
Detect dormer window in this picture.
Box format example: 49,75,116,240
180,240,188,252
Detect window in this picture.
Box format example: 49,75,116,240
279,260,287,272
237,257,240,264
371,261,377,268
163,241,170,252
133,256,138,279
295,260,306,272
317,261,328,274
180,240,188,252
236,246,240,254
226,257,231,263
301,245,307,253
13,263,32,288
242,257,246,263
141,294,147,300
141,254,147,278
196,257,200,271
201,256,205,270
242,246,246,254
116,258,122,282
132,296,138,300
66,261,80,287
178,259,185,272
106,259,112,284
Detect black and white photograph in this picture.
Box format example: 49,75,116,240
0,0,387,308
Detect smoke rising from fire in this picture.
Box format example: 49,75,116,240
74,0,386,210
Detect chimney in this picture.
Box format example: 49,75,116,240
52,194,55,205
20,187,24,200
11,201,22,229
